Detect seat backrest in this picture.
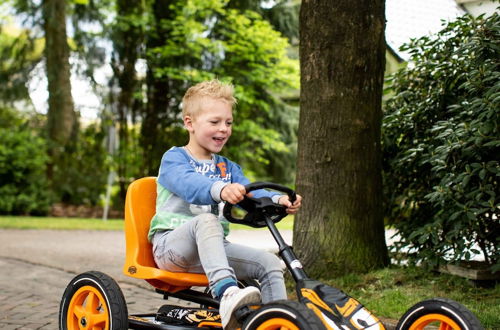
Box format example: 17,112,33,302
123,177,209,292
124,177,157,269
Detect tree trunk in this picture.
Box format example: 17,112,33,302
141,0,174,176
43,0,77,177
295,0,389,277
111,0,144,203
142,67,169,175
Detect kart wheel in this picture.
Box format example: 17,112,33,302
396,298,483,330
59,271,128,330
242,300,324,330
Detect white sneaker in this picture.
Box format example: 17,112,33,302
220,286,261,329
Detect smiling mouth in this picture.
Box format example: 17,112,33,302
213,137,225,142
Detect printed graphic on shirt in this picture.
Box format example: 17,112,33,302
216,162,227,178
189,159,232,181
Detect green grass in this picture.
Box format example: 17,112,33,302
0,215,294,231
318,266,500,329
0,216,125,230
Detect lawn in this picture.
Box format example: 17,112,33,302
320,266,500,329
1,215,498,328
0,215,294,231
0,216,125,230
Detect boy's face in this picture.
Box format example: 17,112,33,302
184,97,233,159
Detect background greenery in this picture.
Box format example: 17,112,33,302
1,0,301,213
382,12,499,272
0,0,498,311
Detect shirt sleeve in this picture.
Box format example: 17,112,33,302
157,149,220,205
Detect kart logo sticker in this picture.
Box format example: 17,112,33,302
186,310,221,323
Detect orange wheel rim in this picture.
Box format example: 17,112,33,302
67,285,110,330
256,318,300,330
409,313,461,330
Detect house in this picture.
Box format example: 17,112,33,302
384,0,498,72
385,0,465,71
455,0,499,17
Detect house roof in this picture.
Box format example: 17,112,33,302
386,0,465,60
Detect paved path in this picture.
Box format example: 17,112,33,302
0,228,397,329
0,228,290,329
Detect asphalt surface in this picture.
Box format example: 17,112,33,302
0,228,291,329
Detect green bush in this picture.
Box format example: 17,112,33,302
53,123,111,206
382,12,499,271
0,108,51,215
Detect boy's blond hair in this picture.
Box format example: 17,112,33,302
182,80,237,118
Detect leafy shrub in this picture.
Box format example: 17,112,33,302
52,123,111,206
382,12,499,271
0,108,51,215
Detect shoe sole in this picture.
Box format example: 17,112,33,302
223,290,261,329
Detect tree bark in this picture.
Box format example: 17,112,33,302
43,0,77,177
295,0,389,277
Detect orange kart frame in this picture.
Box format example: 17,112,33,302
123,176,209,292
59,176,485,330
122,177,386,329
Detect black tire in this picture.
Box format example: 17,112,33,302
242,300,325,330
396,297,483,330
59,271,128,330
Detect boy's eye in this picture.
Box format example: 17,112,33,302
226,121,233,126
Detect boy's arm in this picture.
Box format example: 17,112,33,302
158,150,226,205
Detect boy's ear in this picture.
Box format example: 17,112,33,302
184,115,194,133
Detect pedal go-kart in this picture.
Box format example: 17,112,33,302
59,177,483,329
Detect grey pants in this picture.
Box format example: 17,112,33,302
152,213,287,303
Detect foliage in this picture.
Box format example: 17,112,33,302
0,216,125,230
216,9,299,182
52,123,111,206
382,12,500,271
227,0,299,43
0,19,42,106
0,107,51,215
149,0,300,183
1,0,300,214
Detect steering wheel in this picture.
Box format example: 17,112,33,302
222,182,297,228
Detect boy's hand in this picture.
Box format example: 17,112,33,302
278,194,302,214
221,183,248,204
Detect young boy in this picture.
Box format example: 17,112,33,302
148,80,302,329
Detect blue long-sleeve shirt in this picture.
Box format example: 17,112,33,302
148,147,279,241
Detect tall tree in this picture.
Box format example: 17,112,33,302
141,0,177,176
139,0,300,182
42,0,77,178
294,0,389,277
110,0,145,201
227,0,299,43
